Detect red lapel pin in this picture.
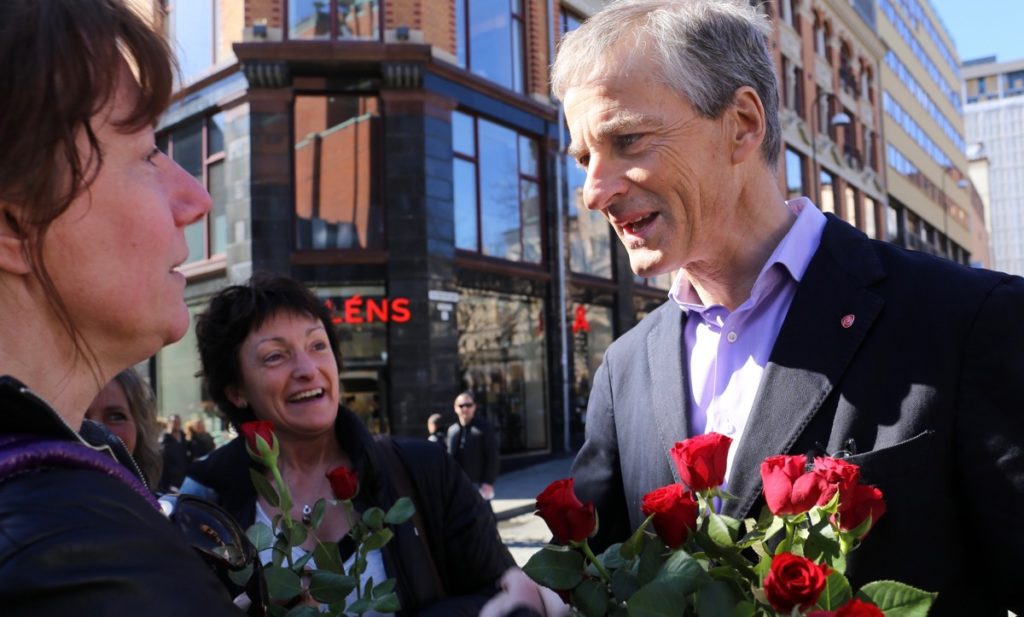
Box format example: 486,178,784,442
841,314,855,329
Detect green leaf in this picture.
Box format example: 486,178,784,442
654,550,711,594
384,497,416,525
611,567,640,603
284,606,320,617
706,512,739,547
573,577,610,617
308,571,357,603
227,563,254,587
247,522,275,552
288,523,308,546
263,564,302,602
250,468,280,508
370,592,402,613
626,579,689,617
522,546,585,590
272,535,290,567
636,536,668,586
599,543,629,570
622,514,656,560
362,507,386,530
311,498,327,530
856,581,938,617
816,571,852,611
804,517,840,566
373,578,397,596
695,579,735,617
733,601,757,617
362,528,394,552
347,597,372,615
313,541,344,574
293,551,313,572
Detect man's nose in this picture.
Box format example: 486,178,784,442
582,155,627,212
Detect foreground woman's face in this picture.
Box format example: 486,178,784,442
86,380,137,454
231,311,341,440
41,59,211,369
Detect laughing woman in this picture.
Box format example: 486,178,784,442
181,274,515,616
0,1,245,614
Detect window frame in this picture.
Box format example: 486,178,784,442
283,0,383,42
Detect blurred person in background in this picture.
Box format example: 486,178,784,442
186,417,216,460
446,390,499,501
85,369,163,487
159,412,190,492
426,412,446,443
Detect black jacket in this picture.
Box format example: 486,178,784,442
0,376,243,617
185,407,515,616
445,415,499,486
573,215,1024,616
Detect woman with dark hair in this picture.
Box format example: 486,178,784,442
0,1,245,614
182,273,516,616
85,368,164,487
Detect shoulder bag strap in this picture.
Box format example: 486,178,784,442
375,436,448,600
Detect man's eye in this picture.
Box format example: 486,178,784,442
576,154,590,168
616,134,641,149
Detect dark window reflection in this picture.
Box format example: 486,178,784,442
457,0,525,93
566,163,612,277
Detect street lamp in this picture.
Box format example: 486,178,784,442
810,91,851,205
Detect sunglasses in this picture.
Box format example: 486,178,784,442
167,495,268,617
457,403,475,408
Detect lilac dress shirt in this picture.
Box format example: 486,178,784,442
667,198,826,478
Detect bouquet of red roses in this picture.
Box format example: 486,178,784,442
524,433,936,617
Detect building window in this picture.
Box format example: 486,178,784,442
294,96,383,251
785,148,806,199
287,0,380,40
561,5,583,35
570,302,613,435
453,111,542,263
457,288,549,454
566,162,612,278
164,0,218,84
814,16,828,58
865,197,878,239
456,0,527,93
844,185,858,226
819,170,836,213
158,113,227,263
886,201,900,243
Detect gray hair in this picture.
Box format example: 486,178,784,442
552,0,781,168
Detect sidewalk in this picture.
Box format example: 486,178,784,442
491,455,575,521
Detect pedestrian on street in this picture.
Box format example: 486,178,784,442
446,391,499,501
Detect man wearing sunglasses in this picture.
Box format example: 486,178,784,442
446,391,499,501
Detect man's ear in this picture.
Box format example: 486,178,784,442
728,86,767,165
0,207,32,275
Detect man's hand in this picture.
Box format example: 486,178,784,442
480,567,569,617
480,482,495,500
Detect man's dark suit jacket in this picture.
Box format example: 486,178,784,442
446,415,499,486
573,215,1024,616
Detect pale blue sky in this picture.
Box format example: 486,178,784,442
928,0,1024,64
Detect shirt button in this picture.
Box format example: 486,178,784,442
726,331,738,343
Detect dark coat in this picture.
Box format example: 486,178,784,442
0,376,243,617
445,415,499,486
185,407,514,616
572,215,1024,617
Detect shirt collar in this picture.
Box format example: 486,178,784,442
668,197,826,314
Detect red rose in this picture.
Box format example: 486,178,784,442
835,598,885,617
837,483,886,536
535,478,596,544
240,420,277,461
325,466,359,501
669,432,732,493
763,552,831,613
641,484,699,549
760,454,823,515
813,457,861,506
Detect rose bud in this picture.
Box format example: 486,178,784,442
641,484,699,549
535,478,596,545
837,483,886,537
325,466,359,501
835,598,885,617
760,454,823,515
763,552,831,613
813,457,861,506
240,420,278,464
669,432,732,494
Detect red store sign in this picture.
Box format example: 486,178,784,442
324,296,411,325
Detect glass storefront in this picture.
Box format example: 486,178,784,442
456,288,549,454
570,303,613,437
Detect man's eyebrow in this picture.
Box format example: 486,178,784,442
566,112,658,160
